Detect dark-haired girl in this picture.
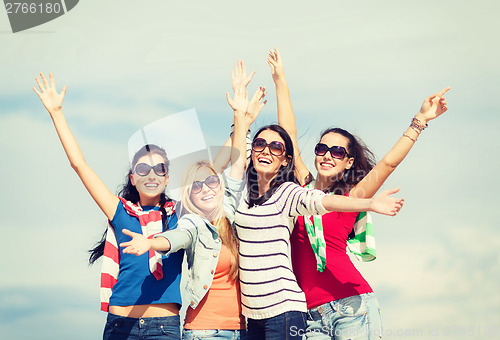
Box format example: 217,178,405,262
227,62,404,340
33,73,183,340
268,48,450,339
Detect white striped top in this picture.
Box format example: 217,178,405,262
234,181,328,319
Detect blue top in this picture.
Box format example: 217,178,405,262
109,201,183,307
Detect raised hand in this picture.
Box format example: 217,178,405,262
245,87,267,124
417,87,450,123
231,59,255,93
226,85,249,114
227,87,267,129
33,72,67,116
268,47,285,84
120,229,152,256
369,188,404,216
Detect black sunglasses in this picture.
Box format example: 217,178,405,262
191,175,220,194
314,143,350,159
134,163,168,177
251,138,286,156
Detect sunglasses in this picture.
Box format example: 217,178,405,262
314,143,350,159
134,163,168,177
251,138,286,156
191,175,220,194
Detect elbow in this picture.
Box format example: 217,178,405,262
381,157,400,170
70,160,87,173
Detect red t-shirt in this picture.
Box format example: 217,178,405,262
291,210,373,309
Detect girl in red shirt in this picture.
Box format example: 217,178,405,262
268,48,450,339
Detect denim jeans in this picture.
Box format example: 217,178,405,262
103,313,181,340
305,293,382,339
246,311,307,340
182,329,245,340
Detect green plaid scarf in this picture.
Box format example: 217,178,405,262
303,182,377,272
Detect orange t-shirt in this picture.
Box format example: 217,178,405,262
184,244,245,330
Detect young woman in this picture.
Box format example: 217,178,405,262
119,161,247,340
33,73,183,340
267,48,450,339
117,62,268,340
226,62,404,340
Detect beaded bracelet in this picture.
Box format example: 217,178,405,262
411,117,428,133
402,133,417,142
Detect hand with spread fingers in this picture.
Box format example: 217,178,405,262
33,72,67,116
120,229,153,256
231,59,256,93
369,188,405,216
268,47,286,84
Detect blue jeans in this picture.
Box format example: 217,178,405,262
246,311,307,340
305,293,382,339
182,329,245,340
103,313,181,340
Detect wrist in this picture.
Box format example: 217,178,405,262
274,77,288,86
414,112,430,124
233,118,251,131
49,107,63,115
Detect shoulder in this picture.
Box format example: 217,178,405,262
178,213,205,227
276,181,301,194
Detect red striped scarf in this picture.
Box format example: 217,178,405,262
100,197,176,312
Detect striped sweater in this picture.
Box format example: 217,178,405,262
234,182,328,319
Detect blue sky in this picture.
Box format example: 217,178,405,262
1,1,499,339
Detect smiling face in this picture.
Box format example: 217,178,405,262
251,129,289,181
314,132,354,182
130,153,169,204
189,166,222,219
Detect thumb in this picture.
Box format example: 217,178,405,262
225,92,232,106
122,229,135,238
247,70,256,83
384,187,400,196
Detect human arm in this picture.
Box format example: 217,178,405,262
268,48,312,185
322,187,404,216
349,87,451,199
213,61,256,173
120,229,171,255
33,73,119,219
212,136,232,174
120,215,199,255
279,182,402,218
226,60,266,180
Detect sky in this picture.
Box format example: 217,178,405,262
1,0,499,339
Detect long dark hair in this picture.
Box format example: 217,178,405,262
319,128,376,195
88,144,173,265
246,125,297,208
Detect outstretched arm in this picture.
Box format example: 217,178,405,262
33,73,119,219
269,48,312,185
322,187,404,216
226,60,266,180
120,229,171,255
349,87,451,199
213,60,256,173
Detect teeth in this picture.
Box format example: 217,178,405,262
258,158,271,164
321,163,334,168
201,195,215,201
145,183,158,188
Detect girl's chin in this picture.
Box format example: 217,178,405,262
139,190,163,197
316,169,343,180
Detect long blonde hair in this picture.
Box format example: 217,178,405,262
180,160,239,281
